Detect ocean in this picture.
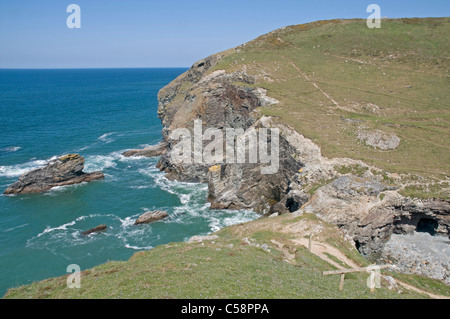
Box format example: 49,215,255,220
0,69,258,296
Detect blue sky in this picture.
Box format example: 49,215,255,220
0,0,449,68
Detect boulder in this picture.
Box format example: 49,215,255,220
82,225,107,236
134,210,169,225
3,154,104,195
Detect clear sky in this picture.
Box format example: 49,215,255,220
0,0,449,68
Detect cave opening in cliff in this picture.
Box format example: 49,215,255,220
354,240,361,252
416,218,438,236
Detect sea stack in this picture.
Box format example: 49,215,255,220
3,154,104,195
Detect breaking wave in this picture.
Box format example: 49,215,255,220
0,158,52,178
0,146,21,153
97,132,117,144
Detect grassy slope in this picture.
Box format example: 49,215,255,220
211,18,450,198
5,213,449,299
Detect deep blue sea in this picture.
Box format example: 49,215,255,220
0,69,258,296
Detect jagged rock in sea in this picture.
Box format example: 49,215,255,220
82,225,107,236
122,142,167,158
3,154,104,195
134,210,169,225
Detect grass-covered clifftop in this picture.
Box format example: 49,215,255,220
210,18,449,199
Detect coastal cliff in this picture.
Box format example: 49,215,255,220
4,18,449,298
155,18,450,281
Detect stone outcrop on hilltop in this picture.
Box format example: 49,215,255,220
154,51,450,275
3,154,104,195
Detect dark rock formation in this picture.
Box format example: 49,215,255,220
393,199,450,237
122,142,167,158
155,54,305,213
205,132,304,213
82,225,107,236
3,154,104,195
134,211,169,225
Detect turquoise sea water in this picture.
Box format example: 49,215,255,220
0,69,258,295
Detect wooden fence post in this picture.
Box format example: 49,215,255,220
339,273,345,291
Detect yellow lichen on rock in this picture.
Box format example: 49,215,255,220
209,165,221,173
59,154,80,162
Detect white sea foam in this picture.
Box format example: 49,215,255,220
3,223,29,233
124,244,154,250
98,132,117,144
27,213,117,251
0,159,48,178
0,146,22,153
83,150,151,173
119,215,139,228
78,146,91,151
84,154,118,172
43,182,88,196
129,185,152,190
36,221,77,238
22,150,259,255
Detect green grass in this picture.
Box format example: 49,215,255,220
387,271,450,297
399,182,450,200
4,214,442,299
335,164,369,177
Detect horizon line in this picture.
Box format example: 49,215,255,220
0,67,190,70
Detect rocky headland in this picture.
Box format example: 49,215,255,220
154,40,449,282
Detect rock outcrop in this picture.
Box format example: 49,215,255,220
155,54,306,213
122,142,167,158
82,225,107,236
357,129,401,150
3,154,104,195
381,232,450,285
305,176,450,258
134,211,169,225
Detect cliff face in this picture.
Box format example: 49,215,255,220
156,54,306,213
155,19,449,282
